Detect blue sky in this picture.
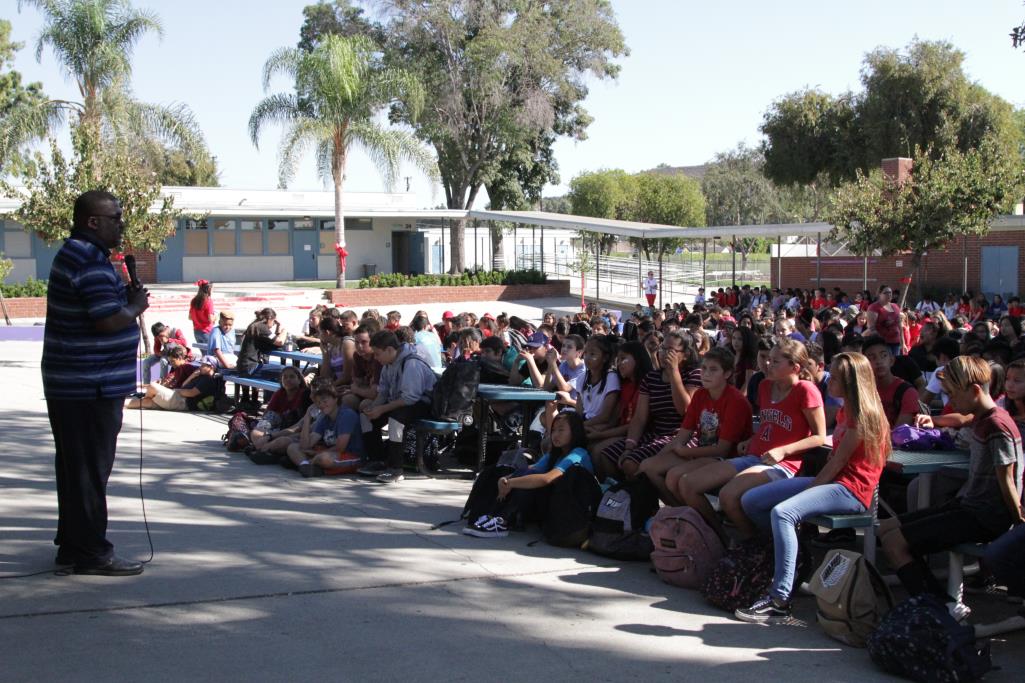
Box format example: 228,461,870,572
7,0,1025,208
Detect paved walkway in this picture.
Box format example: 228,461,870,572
1,337,1023,681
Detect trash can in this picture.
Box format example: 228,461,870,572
362,263,377,277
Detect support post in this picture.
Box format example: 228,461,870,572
595,242,600,305
816,232,822,289
776,235,782,289
531,225,536,271
638,243,643,299
862,255,868,292
962,236,968,293
731,235,736,287
441,219,446,274
513,224,518,269
540,225,545,277
473,220,478,270
658,255,663,310
702,238,707,291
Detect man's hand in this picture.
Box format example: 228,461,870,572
127,287,150,313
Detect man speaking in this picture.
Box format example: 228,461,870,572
43,190,149,576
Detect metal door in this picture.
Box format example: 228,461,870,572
157,225,184,282
409,232,426,274
291,228,319,280
981,246,1018,300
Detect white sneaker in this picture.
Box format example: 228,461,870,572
376,468,405,484
463,516,508,538
946,601,972,623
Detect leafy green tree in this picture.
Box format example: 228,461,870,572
2,0,207,175
298,0,383,51
249,33,436,286
825,141,1024,297
568,168,636,254
632,172,705,282
0,18,46,175
145,145,219,186
385,0,627,272
762,39,1021,187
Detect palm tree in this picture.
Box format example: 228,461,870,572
1,0,205,175
249,34,437,287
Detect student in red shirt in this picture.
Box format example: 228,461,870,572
810,288,829,311
638,347,753,504
1008,296,1024,319
867,285,903,354
736,351,891,623
189,280,215,345
671,339,827,543
862,335,920,427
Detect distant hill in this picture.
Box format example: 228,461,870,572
643,163,711,179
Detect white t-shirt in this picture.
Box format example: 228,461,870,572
943,303,959,319
925,365,949,406
643,277,658,295
916,300,939,315
580,370,621,419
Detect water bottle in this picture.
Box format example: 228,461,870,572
284,334,294,352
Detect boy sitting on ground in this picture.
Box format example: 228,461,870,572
127,354,221,411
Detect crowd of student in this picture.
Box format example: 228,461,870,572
137,279,1025,630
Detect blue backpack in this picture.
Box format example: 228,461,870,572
866,594,992,682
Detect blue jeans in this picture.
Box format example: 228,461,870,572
983,523,1025,597
742,478,865,602
194,329,210,346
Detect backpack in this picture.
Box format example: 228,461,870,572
588,475,660,560
702,538,777,612
650,506,725,589
222,411,259,452
431,361,479,426
866,594,992,683
542,467,602,548
808,549,894,647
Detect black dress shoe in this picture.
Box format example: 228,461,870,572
74,555,144,576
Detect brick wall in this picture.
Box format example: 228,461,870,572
2,296,47,318
327,280,571,306
122,248,157,284
770,232,1025,296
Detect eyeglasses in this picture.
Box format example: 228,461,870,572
92,213,123,222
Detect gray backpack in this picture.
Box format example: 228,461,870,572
808,549,893,647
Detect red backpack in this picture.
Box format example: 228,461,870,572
649,506,724,589
222,411,259,452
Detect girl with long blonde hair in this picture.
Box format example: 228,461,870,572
735,352,890,624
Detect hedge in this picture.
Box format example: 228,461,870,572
357,269,547,289
0,277,48,298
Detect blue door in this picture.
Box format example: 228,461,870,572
409,232,426,274
981,246,1018,300
157,224,184,282
292,227,319,280
33,234,62,279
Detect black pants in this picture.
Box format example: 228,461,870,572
47,397,124,565
367,402,433,467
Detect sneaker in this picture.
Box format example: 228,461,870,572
376,468,405,484
247,449,280,465
462,515,492,535
463,516,509,538
299,462,325,478
357,461,388,477
735,595,791,624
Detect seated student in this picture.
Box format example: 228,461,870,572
142,322,193,381
509,330,551,387
574,334,620,427
538,334,587,430
250,367,312,450
127,354,221,411
736,351,891,623
357,330,437,484
862,335,920,427
206,310,238,370
670,339,827,543
804,342,842,430
600,330,702,480
285,385,366,477
238,308,287,378
384,310,402,331
983,523,1025,603
639,347,753,504
880,356,1024,604
293,307,324,352
478,336,512,385
584,341,653,458
746,338,773,413
451,327,482,363
411,314,444,369
920,336,962,408
340,323,381,411
463,410,592,538
318,314,356,389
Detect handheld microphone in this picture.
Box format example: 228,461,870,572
124,254,142,291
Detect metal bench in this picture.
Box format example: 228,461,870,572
413,419,466,477
948,542,987,603
808,487,879,563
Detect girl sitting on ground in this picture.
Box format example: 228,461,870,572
284,385,366,478
249,367,312,450
669,339,826,544
735,352,890,623
599,330,702,481
583,341,653,463
463,410,591,538
638,347,753,504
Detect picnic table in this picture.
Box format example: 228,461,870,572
474,384,557,471
268,349,322,369
886,448,971,509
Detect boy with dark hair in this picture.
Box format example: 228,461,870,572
862,335,920,427
881,356,1023,608
803,342,841,429
921,336,962,408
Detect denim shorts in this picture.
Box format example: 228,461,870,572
728,454,794,481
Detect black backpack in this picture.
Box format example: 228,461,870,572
867,594,992,682
587,474,660,560
432,361,479,426
542,467,602,548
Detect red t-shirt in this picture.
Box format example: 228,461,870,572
154,328,194,361
750,379,823,473
267,386,311,418
811,297,829,310
830,407,886,509
868,301,901,344
189,299,215,333
618,379,639,425
682,385,752,456
876,376,919,427
725,292,738,307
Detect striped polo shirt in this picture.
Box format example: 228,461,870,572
41,232,139,400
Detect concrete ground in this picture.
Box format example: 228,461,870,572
2,329,1024,680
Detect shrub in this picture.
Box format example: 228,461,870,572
0,276,49,298
355,269,548,289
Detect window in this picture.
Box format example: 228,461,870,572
184,219,208,255
239,219,262,255
212,219,236,255
267,219,289,255
320,218,371,253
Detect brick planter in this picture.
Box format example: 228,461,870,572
328,280,570,307
2,296,47,319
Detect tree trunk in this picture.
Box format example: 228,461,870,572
449,217,466,274
489,222,505,271
333,157,346,288
138,313,151,355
